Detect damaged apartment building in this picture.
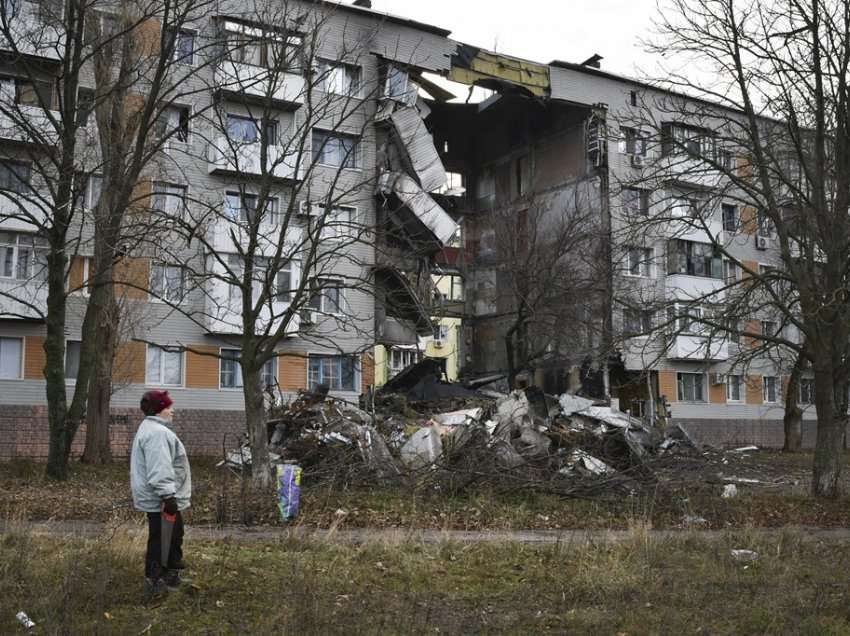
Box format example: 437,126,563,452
0,0,809,455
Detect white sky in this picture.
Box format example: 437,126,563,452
380,0,663,78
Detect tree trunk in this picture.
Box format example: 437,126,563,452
244,365,271,489
44,246,70,480
812,364,846,498
81,292,118,464
783,353,804,453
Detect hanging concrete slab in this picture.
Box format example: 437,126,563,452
378,171,458,246
390,106,447,193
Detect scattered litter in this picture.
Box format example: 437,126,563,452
731,446,759,453
730,549,759,562
400,426,443,469
16,612,35,629
682,515,708,527
564,449,615,476
722,484,738,499
276,463,302,521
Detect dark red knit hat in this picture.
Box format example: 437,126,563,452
140,390,173,416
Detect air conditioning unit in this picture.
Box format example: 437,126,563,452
756,235,769,250
630,154,645,168
298,201,320,217
712,373,726,385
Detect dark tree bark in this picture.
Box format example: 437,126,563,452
783,352,805,453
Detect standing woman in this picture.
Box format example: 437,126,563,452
130,390,192,598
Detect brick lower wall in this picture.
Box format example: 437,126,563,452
675,418,843,449
0,405,245,460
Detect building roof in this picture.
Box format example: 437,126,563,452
306,1,453,37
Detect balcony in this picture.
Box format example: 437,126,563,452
207,137,302,181
665,274,726,302
664,217,723,245
0,194,45,231
660,155,724,190
0,105,59,145
0,3,63,61
214,61,305,110
202,275,300,337
667,334,728,361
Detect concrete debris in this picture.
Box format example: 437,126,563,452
730,549,759,563
219,383,708,494
722,484,738,498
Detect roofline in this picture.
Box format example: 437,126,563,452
549,59,749,119
305,1,453,37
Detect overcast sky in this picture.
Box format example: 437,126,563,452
379,0,663,78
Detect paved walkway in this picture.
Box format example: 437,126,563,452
3,520,850,545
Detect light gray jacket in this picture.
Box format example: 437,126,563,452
130,416,192,513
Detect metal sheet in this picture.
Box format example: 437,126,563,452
390,107,447,193
378,171,458,246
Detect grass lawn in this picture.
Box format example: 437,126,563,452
2,526,850,634
2,452,850,531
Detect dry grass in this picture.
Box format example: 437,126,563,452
2,526,850,634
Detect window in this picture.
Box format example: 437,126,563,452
156,105,189,142
625,247,652,277
225,27,302,70
317,205,355,240
763,375,779,403
677,372,706,402
722,204,737,232
225,114,277,144
225,192,278,225
388,348,419,378
0,232,48,281
219,348,277,389
723,259,740,285
668,304,703,333
0,76,53,108
727,374,743,401
274,261,293,303
2,0,20,19
151,182,186,218
150,263,184,302
623,309,653,335
76,88,95,127
166,28,195,65
672,197,699,218
0,336,22,379
667,240,723,279
308,354,357,391
761,320,778,339
719,149,734,171
727,319,741,344
146,345,184,386
0,161,31,193
450,275,463,301
623,187,650,216
516,155,529,196
662,122,715,157
318,60,361,95
799,378,814,405
312,130,359,169
308,278,342,314
81,174,103,209
757,210,775,238
384,64,410,100
64,340,81,381
434,324,449,341
620,127,647,157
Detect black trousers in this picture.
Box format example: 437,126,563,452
145,511,184,578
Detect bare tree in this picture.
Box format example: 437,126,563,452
617,0,850,495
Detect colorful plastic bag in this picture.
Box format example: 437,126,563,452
276,463,302,520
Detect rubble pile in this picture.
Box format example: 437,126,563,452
220,372,701,498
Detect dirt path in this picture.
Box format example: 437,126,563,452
4,520,850,544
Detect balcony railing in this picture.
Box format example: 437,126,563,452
0,3,63,60
214,61,305,109
207,137,302,180
665,274,726,302
667,333,728,361
0,105,59,145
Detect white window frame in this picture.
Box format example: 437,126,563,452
721,202,738,232
625,246,653,278
799,378,814,405
0,335,23,380
149,263,185,303
623,187,650,216
309,278,343,315
145,344,185,387
317,204,356,241
763,375,779,403
158,104,190,144
225,191,279,226
726,374,743,402
619,126,648,157
0,231,48,282
152,182,187,218
623,308,653,335
219,348,277,390
64,339,81,384
306,352,360,392
168,28,196,66
761,320,778,339
723,259,740,286
311,129,361,170
677,372,707,402
317,59,362,96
